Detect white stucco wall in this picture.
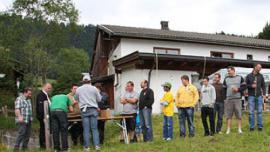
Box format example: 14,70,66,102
113,68,198,114
119,38,270,61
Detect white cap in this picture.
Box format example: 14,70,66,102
82,74,91,81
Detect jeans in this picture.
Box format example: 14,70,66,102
140,108,153,142
51,111,69,151
178,107,195,137
214,102,224,133
81,108,100,148
14,122,31,150
201,107,215,136
248,96,263,129
163,116,173,139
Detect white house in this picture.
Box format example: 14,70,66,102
91,21,270,114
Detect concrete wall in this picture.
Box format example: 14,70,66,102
119,38,270,61
114,68,198,114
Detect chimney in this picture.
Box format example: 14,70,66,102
160,21,169,30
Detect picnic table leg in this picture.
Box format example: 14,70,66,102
122,118,129,144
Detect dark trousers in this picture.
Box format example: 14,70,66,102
98,120,105,144
38,119,46,149
214,102,224,133
201,107,215,136
14,122,31,150
69,122,83,146
51,111,69,151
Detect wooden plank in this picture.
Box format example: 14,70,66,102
43,101,51,150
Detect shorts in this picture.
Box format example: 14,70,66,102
121,113,136,132
224,99,242,119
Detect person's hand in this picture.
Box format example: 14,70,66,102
252,84,256,88
263,96,267,101
121,97,127,104
73,100,78,105
97,108,101,113
18,116,23,123
232,87,238,93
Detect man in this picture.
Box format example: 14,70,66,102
212,73,224,134
139,80,154,142
50,93,74,152
246,63,266,131
160,82,174,141
36,83,52,149
223,66,246,134
14,87,33,151
67,84,83,146
200,77,216,136
176,75,199,138
95,83,110,145
120,81,139,143
75,75,101,151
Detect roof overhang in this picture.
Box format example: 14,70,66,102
112,51,270,76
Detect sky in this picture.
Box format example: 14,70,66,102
1,0,270,36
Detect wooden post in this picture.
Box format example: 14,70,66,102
43,100,51,150
4,105,8,118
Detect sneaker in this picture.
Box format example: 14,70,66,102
163,138,167,140
95,146,101,151
250,128,254,131
258,128,263,131
217,131,223,134
84,147,90,152
226,129,230,135
238,129,243,134
166,138,172,141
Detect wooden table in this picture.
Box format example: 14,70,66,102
68,113,133,144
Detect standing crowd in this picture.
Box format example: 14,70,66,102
13,64,267,151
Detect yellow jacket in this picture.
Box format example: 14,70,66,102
160,91,174,116
176,84,199,108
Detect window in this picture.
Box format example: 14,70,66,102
268,56,270,62
247,54,253,60
154,47,180,55
210,51,234,59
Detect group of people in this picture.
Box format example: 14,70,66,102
13,63,266,151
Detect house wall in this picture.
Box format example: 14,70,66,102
119,38,270,61
113,68,198,114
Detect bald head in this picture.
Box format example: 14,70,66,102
43,83,52,94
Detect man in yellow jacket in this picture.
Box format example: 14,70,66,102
176,75,199,138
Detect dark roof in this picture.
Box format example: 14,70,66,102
99,25,270,49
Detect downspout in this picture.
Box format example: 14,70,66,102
148,52,158,87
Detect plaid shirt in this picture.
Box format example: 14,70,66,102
15,95,33,124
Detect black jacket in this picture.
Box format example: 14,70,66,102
139,88,154,110
246,72,266,97
36,91,48,120
98,92,110,110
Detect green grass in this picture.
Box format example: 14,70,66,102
2,112,270,151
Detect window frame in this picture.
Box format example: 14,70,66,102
153,47,180,55
210,51,234,59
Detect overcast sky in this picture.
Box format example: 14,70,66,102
1,0,270,36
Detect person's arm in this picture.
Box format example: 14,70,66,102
238,76,246,92
142,89,154,107
15,98,24,122
192,87,199,106
36,93,44,120
126,97,138,104
96,89,102,102
223,78,227,99
246,74,253,89
261,75,266,96
212,86,216,103
175,88,180,104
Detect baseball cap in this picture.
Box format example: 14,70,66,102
161,82,172,89
82,74,91,81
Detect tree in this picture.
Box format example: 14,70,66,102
11,0,78,23
258,22,270,39
10,0,79,84
52,48,89,94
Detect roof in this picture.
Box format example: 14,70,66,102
112,51,270,76
99,25,270,49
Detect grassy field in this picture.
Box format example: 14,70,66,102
2,112,270,151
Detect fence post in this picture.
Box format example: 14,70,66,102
4,105,8,118
43,100,51,150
